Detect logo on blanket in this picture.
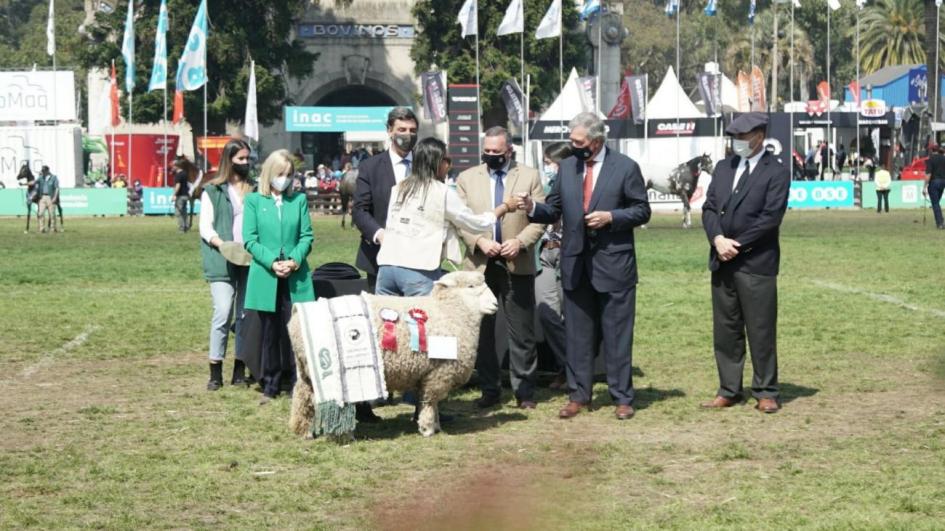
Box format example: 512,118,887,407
343,326,366,348
318,347,333,377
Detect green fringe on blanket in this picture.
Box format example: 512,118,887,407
312,401,357,437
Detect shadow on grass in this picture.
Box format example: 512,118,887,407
779,382,820,404
354,410,529,440
589,386,686,411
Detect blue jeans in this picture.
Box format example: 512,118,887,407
208,266,248,361
375,265,442,296
929,180,945,228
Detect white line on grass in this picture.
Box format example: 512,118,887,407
11,324,102,381
811,280,945,319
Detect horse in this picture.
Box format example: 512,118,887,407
646,154,714,229
338,168,358,229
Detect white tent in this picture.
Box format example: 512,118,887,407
538,68,605,122
646,66,702,119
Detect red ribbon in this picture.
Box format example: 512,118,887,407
408,308,429,352
380,309,399,351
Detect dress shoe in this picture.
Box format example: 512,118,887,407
475,394,502,409
615,404,635,420
258,394,275,406
700,395,741,409
516,399,537,410
558,401,589,419
756,397,781,413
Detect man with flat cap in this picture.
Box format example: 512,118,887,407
701,112,791,413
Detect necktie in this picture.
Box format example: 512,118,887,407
582,161,596,212
734,159,750,192
402,158,411,179
494,170,505,242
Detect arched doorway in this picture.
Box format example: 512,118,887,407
299,82,400,171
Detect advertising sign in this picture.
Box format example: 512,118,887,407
0,71,76,122
860,181,927,209
104,134,181,187
787,181,855,209
0,125,82,188
447,85,481,172
0,188,126,216
297,24,415,39
285,106,399,133
861,99,887,118
908,66,928,103
142,187,202,215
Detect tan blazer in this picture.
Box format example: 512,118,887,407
455,162,546,275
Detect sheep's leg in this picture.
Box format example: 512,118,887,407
289,378,315,438
416,373,453,436
416,401,439,437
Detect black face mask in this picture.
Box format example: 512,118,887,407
232,162,250,178
482,153,508,170
572,145,595,161
393,133,418,152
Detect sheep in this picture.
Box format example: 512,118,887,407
288,270,498,438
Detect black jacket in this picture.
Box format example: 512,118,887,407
702,151,791,276
351,150,397,275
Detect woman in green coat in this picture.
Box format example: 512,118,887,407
243,149,315,402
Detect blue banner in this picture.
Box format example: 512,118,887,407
284,106,401,133
908,66,928,104
788,181,854,209
143,187,201,215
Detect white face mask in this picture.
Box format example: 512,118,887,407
271,176,290,192
732,139,754,158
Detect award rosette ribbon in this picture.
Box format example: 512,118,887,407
407,308,429,352
379,308,399,351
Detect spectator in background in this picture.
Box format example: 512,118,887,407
874,163,892,213
35,166,60,233
836,143,847,177
304,171,319,190
173,159,192,232
113,175,127,188
819,141,833,180
924,144,945,229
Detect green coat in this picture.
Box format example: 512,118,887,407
242,191,315,312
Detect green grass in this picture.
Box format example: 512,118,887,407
1,210,945,529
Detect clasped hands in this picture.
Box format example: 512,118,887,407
272,259,299,278
512,193,612,229
713,235,741,262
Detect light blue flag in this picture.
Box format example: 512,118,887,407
748,0,757,25
580,0,601,20
665,0,679,17
148,0,168,91
176,0,208,91
705,0,717,16
121,0,134,93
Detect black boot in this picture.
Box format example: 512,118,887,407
207,362,223,391
231,359,248,386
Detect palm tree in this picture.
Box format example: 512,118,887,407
859,0,927,74
723,7,816,105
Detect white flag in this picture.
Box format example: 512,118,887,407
827,0,841,10
794,0,802,7
46,0,55,56
176,0,208,91
855,0,866,8
457,0,477,38
497,0,524,36
937,0,942,8
244,61,259,142
536,0,562,40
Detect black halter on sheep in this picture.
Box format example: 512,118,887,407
289,271,498,438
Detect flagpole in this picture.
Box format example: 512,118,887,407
52,42,58,183
790,0,795,180
644,73,649,163
163,89,168,186
936,3,941,126
559,3,563,140
856,5,861,180
203,82,208,170
474,0,481,155
827,2,832,179
675,2,680,162
128,91,133,185
520,1,526,144
525,73,531,160
596,10,602,114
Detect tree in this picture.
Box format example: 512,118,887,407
410,0,584,127
859,0,927,73
77,0,318,134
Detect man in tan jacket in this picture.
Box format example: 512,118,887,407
456,126,546,409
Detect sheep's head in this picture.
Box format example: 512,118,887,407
432,271,498,315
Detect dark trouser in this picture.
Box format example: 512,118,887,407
367,273,377,294
876,190,890,213
929,180,945,228
476,259,537,401
562,268,636,406
535,247,566,371
259,278,295,397
711,270,779,400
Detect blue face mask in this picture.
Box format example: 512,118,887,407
543,167,557,180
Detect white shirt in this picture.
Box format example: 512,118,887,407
389,149,413,184
733,149,765,191
199,187,246,245
445,186,497,233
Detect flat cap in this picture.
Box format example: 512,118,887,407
725,112,769,135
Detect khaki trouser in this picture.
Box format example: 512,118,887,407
38,196,57,232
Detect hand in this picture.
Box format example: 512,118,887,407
375,229,385,245
285,259,299,272
713,236,741,262
503,199,519,213
211,237,225,249
516,193,534,213
499,239,523,260
272,260,292,278
477,238,502,258
584,211,613,229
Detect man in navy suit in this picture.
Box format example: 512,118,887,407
701,113,791,414
352,107,419,291
519,112,651,420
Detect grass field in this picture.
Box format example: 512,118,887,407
1,210,944,530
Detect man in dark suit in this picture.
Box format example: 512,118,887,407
350,106,418,422
701,113,791,414
519,112,651,421
352,107,419,291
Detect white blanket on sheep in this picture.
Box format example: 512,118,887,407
295,295,387,406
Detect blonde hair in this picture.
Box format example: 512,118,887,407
258,149,296,197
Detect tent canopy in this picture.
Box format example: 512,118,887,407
538,68,605,122
646,67,702,119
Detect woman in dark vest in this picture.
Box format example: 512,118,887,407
198,138,253,390
243,149,315,403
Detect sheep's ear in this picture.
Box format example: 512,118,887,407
433,274,458,290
